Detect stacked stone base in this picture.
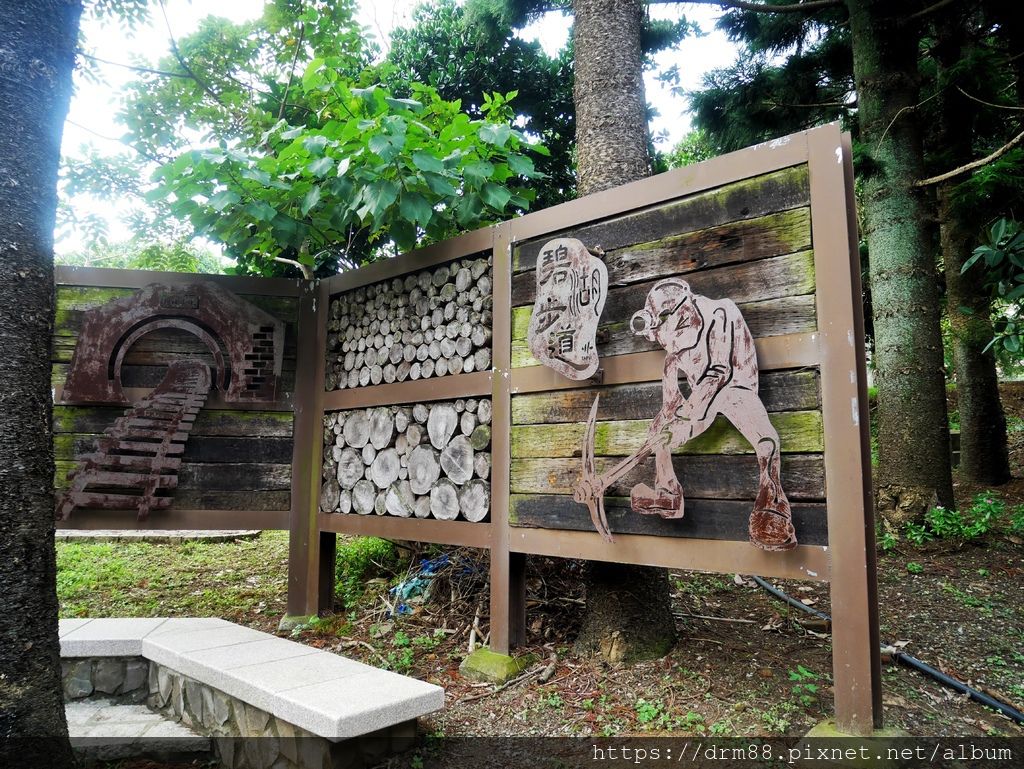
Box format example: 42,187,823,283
63,656,417,769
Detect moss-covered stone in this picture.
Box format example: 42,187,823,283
458,648,538,683
278,614,315,632
794,720,913,769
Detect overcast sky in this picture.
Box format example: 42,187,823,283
60,0,738,251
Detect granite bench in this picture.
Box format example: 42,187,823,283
59,618,444,769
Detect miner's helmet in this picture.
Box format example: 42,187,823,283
630,279,693,339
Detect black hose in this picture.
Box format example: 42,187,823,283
750,575,1024,725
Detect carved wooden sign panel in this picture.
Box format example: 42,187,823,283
527,238,607,380
574,278,796,552
63,282,285,405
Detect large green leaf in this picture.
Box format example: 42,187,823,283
399,192,433,226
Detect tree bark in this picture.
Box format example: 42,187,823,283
572,0,651,196
932,14,1010,486
846,0,954,526
0,0,82,764
570,0,677,663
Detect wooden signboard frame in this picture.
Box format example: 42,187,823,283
293,123,880,734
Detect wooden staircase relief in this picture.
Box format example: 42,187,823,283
57,361,212,522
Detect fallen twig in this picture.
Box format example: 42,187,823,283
459,665,543,703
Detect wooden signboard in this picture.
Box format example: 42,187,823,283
52,268,301,530
296,123,879,735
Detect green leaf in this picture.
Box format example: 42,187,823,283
480,182,511,211
303,135,328,155
478,123,512,148
412,151,445,174
385,97,423,112
208,189,240,212
390,219,417,252
245,200,277,222
358,180,399,223
507,154,535,176
301,185,321,216
399,192,433,226
307,156,335,177
423,172,457,196
240,167,272,185
464,160,494,183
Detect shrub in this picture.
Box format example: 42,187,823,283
335,537,401,607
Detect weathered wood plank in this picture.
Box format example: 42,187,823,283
55,434,294,464
52,406,293,437
512,216,813,307
170,490,290,511
55,287,298,325
510,453,825,500
55,461,292,491
509,494,828,546
511,294,817,368
53,363,298,392
52,333,298,364
519,251,817,328
509,410,823,458
512,165,810,272
511,369,820,424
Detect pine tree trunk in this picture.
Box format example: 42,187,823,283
0,1,82,764
941,188,1010,485
846,0,954,526
570,0,676,663
572,0,650,197
932,17,1010,486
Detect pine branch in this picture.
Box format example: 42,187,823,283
676,0,843,14
915,128,1024,187
906,0,958,22
77,50,192,79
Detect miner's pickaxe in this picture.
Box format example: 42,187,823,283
573,396,683,542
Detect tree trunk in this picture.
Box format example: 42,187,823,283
846,0,954,527
0,0,82,765
572,0,650,197
932,15,1011,486
570,0,677,663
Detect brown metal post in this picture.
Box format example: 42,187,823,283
287,279,329,619
489,221,526,654
318,531,337,613
807,124,882,734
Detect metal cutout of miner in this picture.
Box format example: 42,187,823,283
572,277,798,552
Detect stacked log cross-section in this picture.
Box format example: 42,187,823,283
56,360,212,522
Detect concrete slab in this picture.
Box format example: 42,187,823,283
228,651,370,694
60,617,168,657
143,623,268,656
276,671,445,740
187,637,321,671
59,618,93,637
146,617,232,636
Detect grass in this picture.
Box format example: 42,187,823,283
56,532,289,626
